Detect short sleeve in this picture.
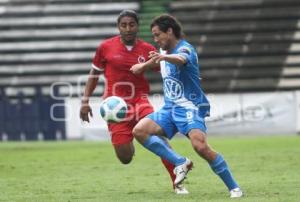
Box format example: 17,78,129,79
177,46,193,64
92,43,106,71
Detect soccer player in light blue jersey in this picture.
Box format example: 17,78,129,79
130,14,243,198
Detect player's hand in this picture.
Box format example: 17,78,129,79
80,103,93,123
149,51,164,63
130,63,145,74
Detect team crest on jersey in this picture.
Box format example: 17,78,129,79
178,46,191,55
138,55,146,63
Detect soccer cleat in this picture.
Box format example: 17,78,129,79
229,187,243,198
173,158,193,185
174,183,189,194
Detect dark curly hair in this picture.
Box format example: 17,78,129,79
150,14,183,39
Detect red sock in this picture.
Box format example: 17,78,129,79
161,158,176,189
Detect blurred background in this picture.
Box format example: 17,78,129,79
0,0,300,141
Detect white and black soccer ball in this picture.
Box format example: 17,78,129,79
99,96,128,123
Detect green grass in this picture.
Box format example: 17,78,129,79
0,136,299,202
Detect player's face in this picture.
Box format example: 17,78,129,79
151,25,171,51
118,16,138,45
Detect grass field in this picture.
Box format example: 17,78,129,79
0,136,299,202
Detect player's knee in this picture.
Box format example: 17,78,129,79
116,152,134,164
118,156,133,164
114,145,134,164
132,125,145,139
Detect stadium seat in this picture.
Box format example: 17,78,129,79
0,0,139,92
0,0,140,141
169,0,300,92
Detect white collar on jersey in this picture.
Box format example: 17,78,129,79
125,45,133,51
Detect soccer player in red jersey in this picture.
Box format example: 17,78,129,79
80,10,188,194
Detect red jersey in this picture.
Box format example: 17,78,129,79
92,36,156,103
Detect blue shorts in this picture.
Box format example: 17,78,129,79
147,105,208,139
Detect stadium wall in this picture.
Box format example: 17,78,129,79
206,91,298,135
64,91,300,140
296,91,300,133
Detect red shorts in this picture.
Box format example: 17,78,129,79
107,96,154,145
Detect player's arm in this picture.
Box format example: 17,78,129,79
80,68,102,122
130,51,158,74
158,54,186,65
150,51,187,66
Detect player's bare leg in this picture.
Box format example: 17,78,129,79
188,129,217,162
188,129,242,197
113,142,135,164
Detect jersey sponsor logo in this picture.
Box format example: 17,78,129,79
138,55,146,63
113,55,122,59
163,77,184,100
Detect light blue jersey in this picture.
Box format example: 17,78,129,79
148,39,210,138
160,39,210,115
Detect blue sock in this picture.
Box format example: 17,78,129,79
143,135,186,166
209,154,239,190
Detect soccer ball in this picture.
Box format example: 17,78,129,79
99,96,128,123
